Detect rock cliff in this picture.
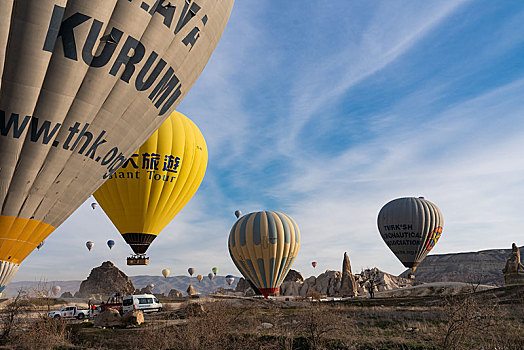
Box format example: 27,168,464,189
400,246,524,286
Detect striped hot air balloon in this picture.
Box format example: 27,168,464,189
228,211,301,298
377,197,443,276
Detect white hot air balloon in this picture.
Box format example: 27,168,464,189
86,241,94,251
0,0,234,294
52,285,61,296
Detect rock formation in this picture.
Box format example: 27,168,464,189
339,252,358,297
400,245,524,285
503,243,524,285
60,292,73,298
94,309,122,328
235,278,259,296
121,310,144,326
279,266,418,297
186,284,196,296
168,289,183,298
75,261,134,298
284,269,304,283
136,285,154,294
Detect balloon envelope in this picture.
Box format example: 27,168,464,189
0,0,234,292
225,275,235,285
208,273,214,281
228,211,301,298
107,240,115,250
212,267,218,275
377,197,443,271
312,261,317,268
234,210,242,218
91,203,97,210
52,285,61,296
188,268,195,276
196,274,203,283
94,111,207,255
162,269,170,278
86,241,94,251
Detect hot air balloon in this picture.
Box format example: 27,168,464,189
107,240,115,250
188,267,195,276
162,269,170,278
91,203,98,210
94,111,208,265
312,261,317,268
36,241,45,250
149,284,155,290
196,274,203,283
86,241,94,251
208,273,214,281
377,197,443,276
52,285,61,296
228,211,301,298
234,210,242,218
212,267,218,276
225,275,235,286
0,1,234,293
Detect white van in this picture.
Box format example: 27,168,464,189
122,294,163,313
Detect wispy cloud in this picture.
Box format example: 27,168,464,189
13,1,524,283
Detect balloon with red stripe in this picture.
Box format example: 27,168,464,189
228,211,301,298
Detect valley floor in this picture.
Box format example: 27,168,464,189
0,285,522,349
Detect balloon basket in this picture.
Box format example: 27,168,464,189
127,256,149,265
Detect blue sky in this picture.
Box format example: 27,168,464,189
14,0,524,282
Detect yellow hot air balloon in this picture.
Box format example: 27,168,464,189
162,269,170,278
94,111,207,263
196,274,203,283
0,1,233,294
228,211,301,298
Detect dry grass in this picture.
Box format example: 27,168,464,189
0,288,522,349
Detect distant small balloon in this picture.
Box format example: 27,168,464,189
197,275,203,283
149,284,155,290
162,269,170,278
235,210,242,218
37,241,45,250
312,261,317,268
52,285,61,296
91,203,97,210
212,267,218,276
208,273,214,281
107,240,115,250
86,241,94,251
226,275,235,286
188,268,195,276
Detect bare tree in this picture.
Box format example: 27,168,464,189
0,289,32,344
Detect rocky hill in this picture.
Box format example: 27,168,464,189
4,273,239,298
75,261,135,298
400,245,523,286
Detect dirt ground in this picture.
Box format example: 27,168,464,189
0,285,522,349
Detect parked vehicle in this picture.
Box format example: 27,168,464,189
100,294,123,314
49,306,90,320
122,294,162,313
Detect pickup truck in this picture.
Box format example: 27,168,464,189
49,306,90,320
